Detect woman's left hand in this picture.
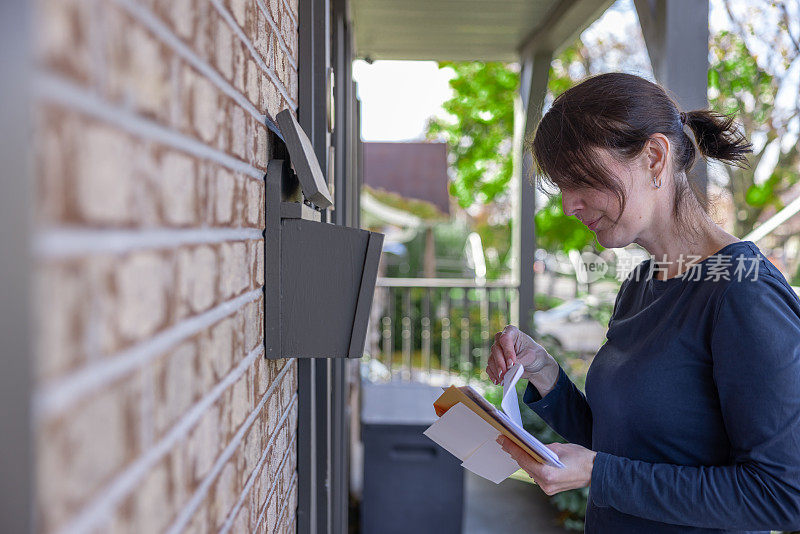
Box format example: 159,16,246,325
496,435,597,495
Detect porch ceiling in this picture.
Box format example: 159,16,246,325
350,0,615,62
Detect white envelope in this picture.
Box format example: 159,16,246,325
501,362,525,427
422,401,496,459
460,436,520,484
423,402,519,484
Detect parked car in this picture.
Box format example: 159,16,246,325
533,293,616,355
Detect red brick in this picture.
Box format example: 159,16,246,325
153,340,198,438
36,374,141,532
33,0,298,529
220,241,249,298
116,251,171,341
177,245,218,317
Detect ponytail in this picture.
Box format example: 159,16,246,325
682,109,752,169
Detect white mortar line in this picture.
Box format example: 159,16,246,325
35,73,265,180
286,513,297,532
53,344,279,534
272,471,298,532
279,0,298,28
115,0,297,112
220,401,299,533
211,0,297,83
33,227,264,258
252,0,298,71
34,289,262,420
167,388,299,534
253,426,297,531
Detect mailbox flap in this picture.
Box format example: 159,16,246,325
276,109,333,209
279,219,378,358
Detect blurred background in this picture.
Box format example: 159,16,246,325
1,0,798,533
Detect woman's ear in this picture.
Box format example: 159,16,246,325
645,134,670,179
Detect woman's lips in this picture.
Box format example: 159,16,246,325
587,216,601,230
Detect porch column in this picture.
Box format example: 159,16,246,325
0,1,32,531
634,0,710,205
515,50,552,335
297,0,332,532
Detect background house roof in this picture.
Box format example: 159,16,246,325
363,141,451,215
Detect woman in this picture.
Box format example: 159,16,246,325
485,72,800,533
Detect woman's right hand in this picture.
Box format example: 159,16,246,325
486,325,557,386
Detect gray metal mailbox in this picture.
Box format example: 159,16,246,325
264,109,384,359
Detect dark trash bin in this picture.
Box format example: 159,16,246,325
360,381,464,534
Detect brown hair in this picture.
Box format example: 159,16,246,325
527,72,752,239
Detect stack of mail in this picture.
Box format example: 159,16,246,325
423,363,564,483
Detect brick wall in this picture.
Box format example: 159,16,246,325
31,0,299,531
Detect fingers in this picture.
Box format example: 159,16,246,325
487,343,505,384
497,435,547,486
497,435,540,474
544,443,562,454
486,357,497,383
486,325,519,384
497,439,582,496
497,327,518,369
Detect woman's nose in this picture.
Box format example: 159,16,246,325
561,189,582,218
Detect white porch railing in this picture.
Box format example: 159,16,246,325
364,278,518,386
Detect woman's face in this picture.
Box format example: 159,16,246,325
559,148,657,249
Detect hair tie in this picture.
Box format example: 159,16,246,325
680,111,699,154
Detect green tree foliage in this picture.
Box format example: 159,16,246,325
535,194,602,253
426,62,519,208
472,218,514,279
708,24,799,239
426,43,601,255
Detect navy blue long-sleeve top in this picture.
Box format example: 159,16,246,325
523,240,800,533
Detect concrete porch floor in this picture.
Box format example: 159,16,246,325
463,470,571,534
